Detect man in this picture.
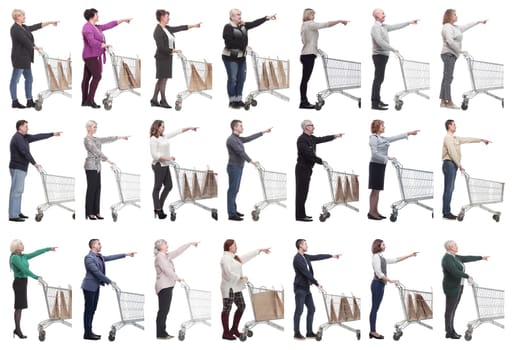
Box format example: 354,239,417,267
441,119,490,219
442,240,488,339
9,120,61,222
226,120,272,221
370,9,417,110
293,239,340,340
295,120,342,222
81,239,135,340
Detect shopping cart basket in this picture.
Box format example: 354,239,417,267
461,52,504,110
35,167,75,222
175,53,212,111
393,53,429,110
103,47,141,110
393,283,433,341
389,160,433,222
239,281,284,341
168,162,218,221
315,49,361,110
464,279,504,341
317,287,361,341
108,282,144,341
178,281,211,341
37,279,72,341
319,161,359,222
251,162,286,221
110,164,140,222
244,48,289,110
457,171,504,222
34,49,72,111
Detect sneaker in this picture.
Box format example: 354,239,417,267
446,102,460,109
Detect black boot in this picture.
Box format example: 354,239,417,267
26,99,35,108
12,100,26,109
221,312,235,340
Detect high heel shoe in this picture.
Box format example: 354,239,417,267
154,209,167,220
13,329,27,339
369,332,384,339
95,214,104,220
86,215,97,220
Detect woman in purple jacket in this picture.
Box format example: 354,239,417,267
81,8,131,108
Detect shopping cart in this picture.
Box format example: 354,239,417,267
168,162,218,221
389,160,433,222
35,167,75,222
110,164,140,222
251,162,286,221
393,283,433,341
244,48,289,110
178,281,211,341
103,47,141,110
319,161,359,222
461,52,504,110
315,49,361,110
37,279,72,341
457,171,504,222
175,53,212,111
108,282,144,341
239,281,284,341
393,53,429,110
464,279,504,341
34,49,72,111
317,287,361,341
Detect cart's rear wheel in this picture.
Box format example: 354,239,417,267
319,214,326,222
103,99,112,110
244,103,251,111
212,210,218,221
35,213,43,222
457,213,464,222
72,213,76,220
502,99,504,108
112,212,118,222
390,213,398,222
316,332,322,341
251,99,257,107
356,330,361,340
393,332,401,341
315,103,322,111
493,214,500,222
35,100,43,111
170,212,177,221
178,330,185,341
175,101,182,111
108,330,116,341
461,100,468,111
395,100,403,111
358,99,361,109
247,330,253,337
251,210,259,221
464,331,472,341
239,333,247,341
39,330,46,341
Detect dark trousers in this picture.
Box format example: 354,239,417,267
156,287,174,337
445,286,464,334
295,163,313,219
227,164,243,217
299,54,316,102
85,170,101,216
294,287,315,335
440,53,457,100
369,279,385,332
442,160,458,215
83,289,100,335
371,54,389,106
81,57,102,103
152,163,172,210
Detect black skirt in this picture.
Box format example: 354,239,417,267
13,278,28,309
155,55,173,79
368,162,386,190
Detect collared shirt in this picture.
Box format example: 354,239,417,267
372,252,397,281
441,134,481,168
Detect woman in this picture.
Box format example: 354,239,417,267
81,8,131,108
368,120,418,220
84,120,128,220
10,9,58,109
151,9,201,108
10,239,56,339
299,9,348,109
370,239,416,339
154,239,198,339
150,120,197,219
440,9,486,109
222,9,276,109
220,239,270,340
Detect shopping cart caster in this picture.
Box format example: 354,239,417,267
103,98,113,111
394,100,403,111
178,330,185,341
108,330,116,341
493,214,500,222
251,99,257,107
356,330,361,340
319,213,327,222
464,331,472,341
211,209,218,221
358,99,361,109
35,99,43,111
112,212,118,222
251,210,260,221
72,213,76,220
170,212,177,221
38,329,46,341
457,213,464,222
393,332,402,341
461,99,469,111
175,100,182,111
390,213,398,222
35,213,43,222
315,330,323,341
247,330,253,337
501,98,504,108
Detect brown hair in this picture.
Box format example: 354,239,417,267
223,239,241,262
443,9,455,24
303,9,315,22
370,120,384,134
371,239,384,254
150,120,164,137
230,119,242,131
156,9,169,22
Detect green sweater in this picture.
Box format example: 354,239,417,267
442,253,482,297
10,248,51,279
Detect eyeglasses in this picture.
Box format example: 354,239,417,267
305,124,314,127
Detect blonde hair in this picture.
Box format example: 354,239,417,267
85,120,97,130
10,239,22,254
443,9,456,24
154,239,167,256
12,9,25,21
229,8,241,20
303,8,315,22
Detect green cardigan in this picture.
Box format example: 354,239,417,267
442,253,482,297
10,248,51,279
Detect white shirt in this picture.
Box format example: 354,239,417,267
150,130,181,166
163,27,175,49
220,250,259,298
372,252,397,280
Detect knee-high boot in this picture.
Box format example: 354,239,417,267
221,311,236,340
230,310,244,337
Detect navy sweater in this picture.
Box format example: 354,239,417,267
9,132,53,171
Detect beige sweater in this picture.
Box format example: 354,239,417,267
220,250,259,298
442,134,481,168
301,20,329,55
154,243,192,294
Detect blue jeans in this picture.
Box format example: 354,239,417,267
442,160,458,214
223,59,246,101
369,279,385,332
10,68,33,101
294,287,315,335
227,164,243,217
9,169,27,219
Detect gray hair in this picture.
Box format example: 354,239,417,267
444,240,456,251
85,120,97,130
301,120,312,130
12,9,25,21
229,8,241,20
10,239,22,254
154,239,167,256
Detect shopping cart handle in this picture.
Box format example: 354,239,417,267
38,277,48,288
322,161,332,170
394,281,405,289
390,159,402,168
394,52,404,60
180,280,190,290
246,281,254,289
460,170,470,180
110,163,121,174
38,167,48,175
110,281,120,292
37,48,48,58
317,49,327,58
253,161,264,171
177,52,186,60
462,51,472,60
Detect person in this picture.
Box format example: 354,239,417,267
368,120,419,220
295,120,343,222
299,9,348,109
441,119,490,219
370,9,417,110
220,239,270,340
151,9,201,108
226,120,272,221
293,239,340,340
81,239,135,340
222,9,276,108
150,120,197,219
440,9,486,109
370,239,417,339
83,120,128,220
81,8,131,108
9,240,56,339
10,9,58,109
9,120,61,222
442,240,488,339
154,239,198,339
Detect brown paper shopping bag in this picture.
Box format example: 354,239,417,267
274,291,284,319
192,172,202,199
253,290,282,321
122,61,140,89
57,62,69,89
338,296,354,322
351,175,359,201
352,296,361,320
48,64,60,91
118,60,130,90
335,176,345,202
51,291,60,319
205,63,213,90
59,290,69,319
259,63,270,90
407,294,417,321
182,173,193,201
67,58,72,86
189,63,206,92
343,175,352,202
201,170,218,198
277,60,288,89
330,298,338,322
68,289,73,318
415,293,432,319
268,62,279,89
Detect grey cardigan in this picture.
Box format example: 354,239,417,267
369,133,408,164
84,136,119,171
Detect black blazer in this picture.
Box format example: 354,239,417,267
153,24,188,59
293,253,332,289
11,22,42,69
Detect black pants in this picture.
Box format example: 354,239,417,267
295,163,313,219
445,286,463,334
156,287,174,337
371,54,389,106
299,54,316,103
85,170,101,216
83,289,100,335
152,163,172,210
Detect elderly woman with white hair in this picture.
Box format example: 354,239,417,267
441,240,488,339
9,239,56,339
154,239,198,339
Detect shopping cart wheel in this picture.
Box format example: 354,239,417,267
395,100,403,111
35,99,43,111
72,213,76,220
112,212,118,222
358,99,361,109
103,99,113,111
178,330,185,341
319,214,327,222
244,103,251,111
170,212,177,221
108,330,116,341
38,330,46,341
247,330,253,337
457,213,464,222
212,210,218,221
251,99,257,107
464,331,472,341
356,330,361,340
502,99,504,108
35,213,43,222
461,100,468,111
493,214,500,222
390,213,397,222
175,101,182,111
315,103,322,111
393,332,401,341
251,210,259,221
239,333,247,341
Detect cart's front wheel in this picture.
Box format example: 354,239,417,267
239,333,247,341
390,213,397,222
315,103,322,111
461,100,468,111
35,213,43,222
502,99,504,108
464,331,472,341
319,214,327,222
103,99,112,110
251,99,257,107
393,332,401,341
247,330,253,337
72,213,76,220
358,99,361,109
457,213,464,222
38,330,46,342
244,103,251,111
212,210,218,221
170,212,177,221
35,100,43,111
108,330,116,341
178,330,185,341
251,210,259,221
175,101,182,111
493,214,500,222
316,330,323,341
112,212,118,222
356,330,361,340
395,100,403,111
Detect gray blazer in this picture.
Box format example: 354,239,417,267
81,251,125,292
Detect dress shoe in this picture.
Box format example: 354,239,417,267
299,102,316,109
369,332,384,339
222,332,236,340
293,333,306,340
83,334,101,340
13,329,27,339
367,213,383,220
26,99,36,108
12,100,26,109
235,101,245,107
305,332,318,338
84,100,101,109
378,101,389,107
91,332,101,338
371,105,388,111
150,99,160,107
81,101,87,107
86,215,97,220
228,215,243,221
157,335,174,339
445,333,460,339
9,217,25,222
229,102,241,109
443,213,457,220
378,214,387,219
154,209,167,220
296,217,313,222
452,331,461,337
18,213,29,219
306,215,312,219
236,211,245,217
159,100,172,109
95,214,104,220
